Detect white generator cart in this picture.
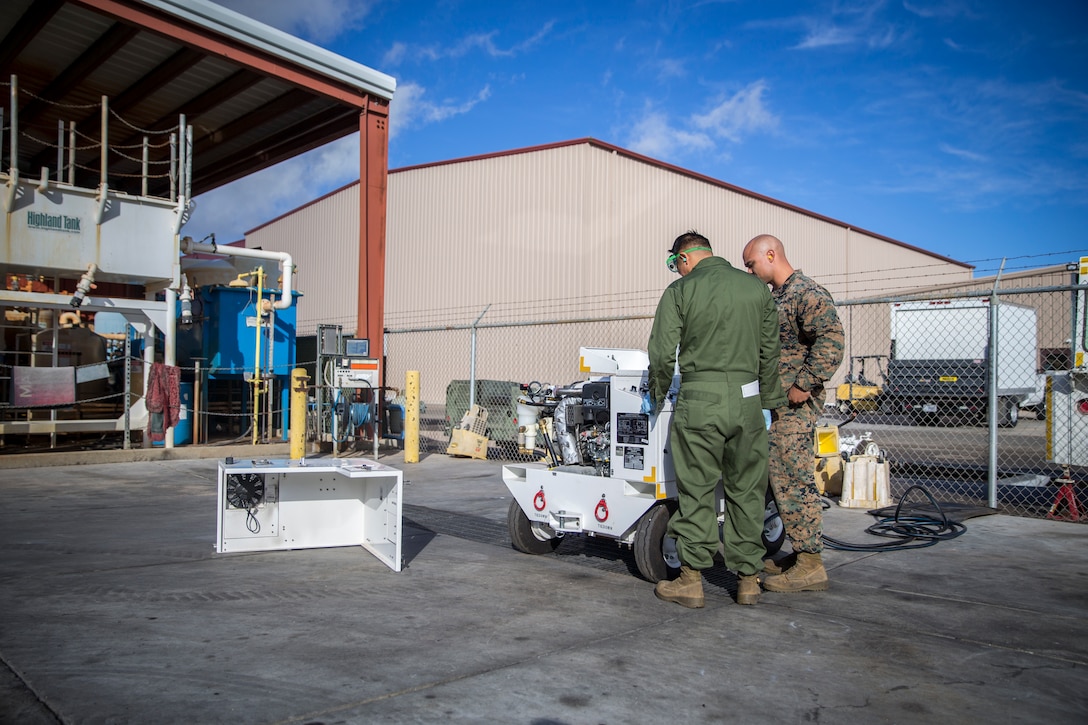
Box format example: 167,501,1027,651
502,347,784,582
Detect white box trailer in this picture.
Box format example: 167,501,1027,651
1047,256,1088,469
885,299,1038,426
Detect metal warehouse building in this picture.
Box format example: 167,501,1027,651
246,138,975,405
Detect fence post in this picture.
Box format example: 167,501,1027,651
469,304,491,409
987,259,1006,509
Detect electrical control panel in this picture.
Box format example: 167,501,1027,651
333,357,380,388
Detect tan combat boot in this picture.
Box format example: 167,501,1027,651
762,552,829,593
763,552,796,575
736,574,761,605
654,565,705,608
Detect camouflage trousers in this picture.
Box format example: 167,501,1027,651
768,402,823,553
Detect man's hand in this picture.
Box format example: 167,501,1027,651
787,384,811,406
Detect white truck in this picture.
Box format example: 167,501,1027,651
883,299,1037,427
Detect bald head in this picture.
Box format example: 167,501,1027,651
742,234,794,289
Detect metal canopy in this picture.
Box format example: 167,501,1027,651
0,0,395,198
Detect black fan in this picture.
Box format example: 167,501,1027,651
226,472,265,510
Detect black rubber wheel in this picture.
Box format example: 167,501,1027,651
998,397,1019,428
633,501,680,583
762,486,786,556
507,499,561,554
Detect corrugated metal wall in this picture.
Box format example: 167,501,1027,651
244,139,978,399
247,184,361,337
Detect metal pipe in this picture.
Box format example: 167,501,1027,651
141,314,154,449
141,136,148,197
123,325,131,449
100,95,108,188
177,115,186,201
68,122,75,185
50,306,58,450
468,304,490,409
987,258,1007,509
252,266,264,445
71,263,98,308
194,359,202,446
184,123,193,201
169,132,177,199
165,286,177,449
9,75,17,177
181,237,296,310
56,119,63,180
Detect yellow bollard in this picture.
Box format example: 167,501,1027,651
290,367,309,460
405,370,420,463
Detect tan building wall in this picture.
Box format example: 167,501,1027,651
245,139,977,402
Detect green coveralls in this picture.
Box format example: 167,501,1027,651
648,257,786,574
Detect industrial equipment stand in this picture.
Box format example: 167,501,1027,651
1047,470,1083,521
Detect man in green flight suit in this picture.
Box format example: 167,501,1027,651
647,231,786,608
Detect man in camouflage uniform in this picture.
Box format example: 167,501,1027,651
648,231,786,608
742,234,844,592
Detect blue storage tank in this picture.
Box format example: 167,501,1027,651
180,285,301,380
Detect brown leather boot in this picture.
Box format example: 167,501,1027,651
763,552,829,592
654,565,704,608
736,574,761,605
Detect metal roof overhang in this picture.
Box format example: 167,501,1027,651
0,0,395,197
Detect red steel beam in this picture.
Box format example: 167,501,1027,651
358,97,389,367
71,0,371,107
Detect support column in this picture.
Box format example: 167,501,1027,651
358,95,389,365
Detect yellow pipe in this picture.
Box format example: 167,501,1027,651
290,367,309,459
405,370,420,463
252,267,264,445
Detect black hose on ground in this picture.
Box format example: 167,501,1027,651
822,485,968,553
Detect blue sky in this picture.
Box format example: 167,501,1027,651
189,0,1088,279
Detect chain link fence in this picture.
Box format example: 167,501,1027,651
386,283,1088,523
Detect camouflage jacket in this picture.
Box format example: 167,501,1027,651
774,271,845,404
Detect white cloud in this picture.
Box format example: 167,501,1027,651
794,24,855,49
902,1,978,20
382,41,408,67
939,143,987,162
781,1,906,52
627,109,714,159
692,80,779,142
212,0,373,43
389,82,492,139
385,21,556,65
654,58,687,80
626,80,777,161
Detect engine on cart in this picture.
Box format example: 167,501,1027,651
516,380,615,475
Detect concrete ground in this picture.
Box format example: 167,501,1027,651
1,446,1085,724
